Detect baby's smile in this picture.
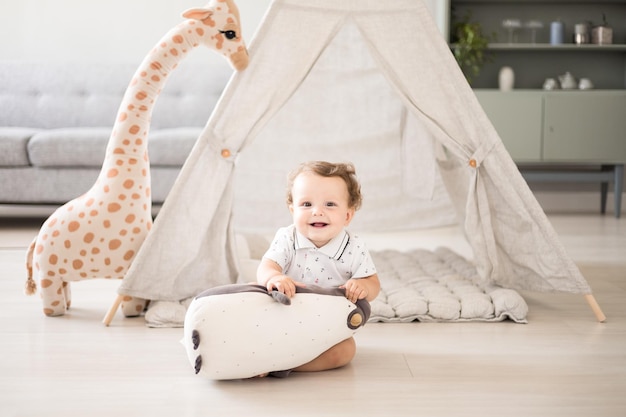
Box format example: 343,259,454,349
310,222,328,228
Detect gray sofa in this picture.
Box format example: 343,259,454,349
0,60,232,206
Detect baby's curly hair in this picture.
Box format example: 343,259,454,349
286,161,363,210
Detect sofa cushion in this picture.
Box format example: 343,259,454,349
27,127,200,168
146,128,202,166
0,127,41,167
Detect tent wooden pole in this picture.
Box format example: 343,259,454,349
103,294,124,326
584,294,606,322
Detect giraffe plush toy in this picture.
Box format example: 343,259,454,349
24,0,248,317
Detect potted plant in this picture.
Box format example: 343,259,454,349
451,12,494,84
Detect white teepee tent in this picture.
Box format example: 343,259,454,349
109,0,604,324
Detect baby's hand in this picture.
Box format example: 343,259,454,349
340,279,368,303
266,275,305,298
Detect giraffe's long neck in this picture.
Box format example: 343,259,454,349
99,20,205,184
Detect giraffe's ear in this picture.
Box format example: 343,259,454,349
182,8,214,21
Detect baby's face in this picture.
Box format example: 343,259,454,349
289,172,355,248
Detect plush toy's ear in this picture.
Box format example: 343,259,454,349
182,8,214,21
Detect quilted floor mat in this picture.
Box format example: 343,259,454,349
369,247,528,323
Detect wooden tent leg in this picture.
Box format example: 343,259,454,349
103,294,124,326
584,294,606,323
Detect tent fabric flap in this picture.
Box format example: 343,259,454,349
118,0,593,308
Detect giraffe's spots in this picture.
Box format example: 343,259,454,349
127,104,135,111
90,210,98,217
80,272,87,278
173,34,184,44
49,254,58,265
119,112,128,122
133,227,141,234
115,266,125,273
36,245,44,255
68,221,80,232
142,169,147,177
107,169,119,178
125,214,136,224
86,198,95,207
120,229,128,236
150,61,163,71
84,232,95,244
41,279,53,289
129,125,141,135
123,295,133,302
78,212,86,219
105,258,111,266
132,193,141,200
135,91,147,101
152,74,161,82
139,105,148,112
109,239,122,250
118,194,127,201
59,268,67,275
43,308,54,315
47,271,55,277
103,220,111,228
146,187,151,197
129,158,138,165
196,28,205,36
169,49,179,57
64,240,71,249
116,159,124,166
108,203,121,213
135,138,143,146
113,148,125,155
49,218,57,227
123,139,131,146
92,247,100,255
80,249,87,257
124,250,135,261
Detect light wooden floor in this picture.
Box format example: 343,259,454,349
1,215,624,417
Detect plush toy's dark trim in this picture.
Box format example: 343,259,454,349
194,355,202,374
192,330,200,350
194,283,371,324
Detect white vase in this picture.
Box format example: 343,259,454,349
499,66,515,92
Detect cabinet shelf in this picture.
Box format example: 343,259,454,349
486,43,626,51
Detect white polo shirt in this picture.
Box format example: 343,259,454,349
263,224,377,286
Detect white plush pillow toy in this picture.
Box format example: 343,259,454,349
182,284,371,380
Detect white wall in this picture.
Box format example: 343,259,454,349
0,0,271,62
0,0,449,62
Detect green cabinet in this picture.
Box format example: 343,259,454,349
475,90,626,164
474,90,542,162
543,92,626,163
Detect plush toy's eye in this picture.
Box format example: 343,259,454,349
219,30,237,40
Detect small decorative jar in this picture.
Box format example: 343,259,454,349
498,66,515,92
592,14,613,45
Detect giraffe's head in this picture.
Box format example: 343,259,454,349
182,0,249,71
